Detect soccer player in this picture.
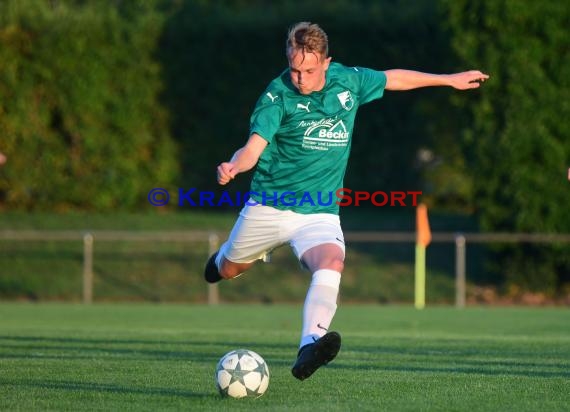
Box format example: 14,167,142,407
205,22,488,380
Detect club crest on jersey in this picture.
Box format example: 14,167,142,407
337,91,354,111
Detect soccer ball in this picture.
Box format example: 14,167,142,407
215,349,270,398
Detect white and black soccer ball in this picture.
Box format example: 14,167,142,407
215,349,270,398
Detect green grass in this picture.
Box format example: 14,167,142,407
0,304,568,411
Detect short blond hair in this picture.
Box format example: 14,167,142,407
286,22,328,60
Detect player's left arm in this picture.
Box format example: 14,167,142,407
384,69,489,91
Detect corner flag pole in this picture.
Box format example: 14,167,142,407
415,203,432,309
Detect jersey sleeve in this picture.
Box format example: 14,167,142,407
354,67,387,105
249,91,284,144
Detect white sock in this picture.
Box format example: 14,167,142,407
300,269,341,348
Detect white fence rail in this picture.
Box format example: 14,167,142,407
1,230,569,306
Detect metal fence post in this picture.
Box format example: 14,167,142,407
83,233,94,304
455,234,466,308
208,232,220,305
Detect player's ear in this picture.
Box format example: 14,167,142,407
323,56,332,70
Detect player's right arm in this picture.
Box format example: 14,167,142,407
217,133,268,185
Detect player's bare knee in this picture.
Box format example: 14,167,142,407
331,259,344,273
319,259,344,273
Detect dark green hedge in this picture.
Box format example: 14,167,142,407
0,1,177,210
443,0,570,293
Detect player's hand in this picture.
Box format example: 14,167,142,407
449,70,489,90
217,162,238,185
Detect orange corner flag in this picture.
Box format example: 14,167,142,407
416,203,432,247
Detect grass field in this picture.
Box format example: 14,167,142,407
0,304,568,411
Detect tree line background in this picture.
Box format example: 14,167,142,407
0,0,568,297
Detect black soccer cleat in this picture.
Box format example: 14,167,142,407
204,251,222,283
291,331,341,381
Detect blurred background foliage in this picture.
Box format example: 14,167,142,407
0,0,568,297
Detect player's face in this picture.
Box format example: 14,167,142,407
288,50,331,95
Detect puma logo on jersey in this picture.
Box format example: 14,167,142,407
266,92,278,102
297,101,311,112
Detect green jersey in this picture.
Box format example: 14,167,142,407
249,62,386,214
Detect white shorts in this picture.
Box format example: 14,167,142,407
219,202,345,265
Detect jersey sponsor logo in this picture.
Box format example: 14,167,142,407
337,90,354,111
301,118,350,150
